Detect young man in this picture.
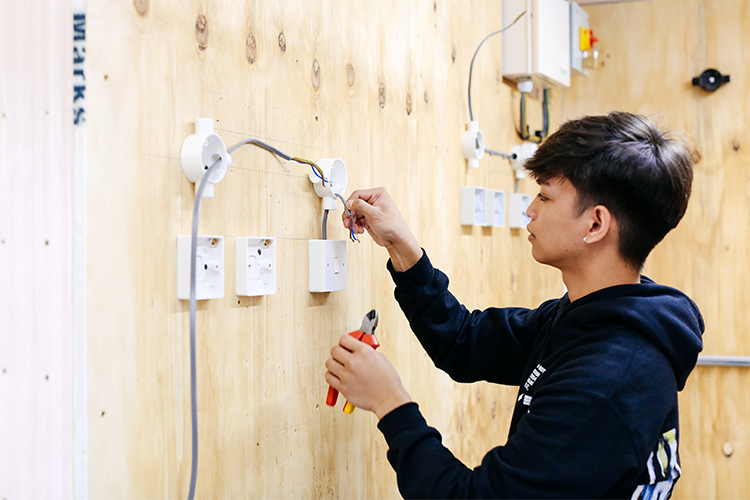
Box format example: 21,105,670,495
324,112,704,498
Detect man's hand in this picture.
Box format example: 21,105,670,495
325,334,412,420
342,187,422,271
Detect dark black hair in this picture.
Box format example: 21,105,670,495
524,112,693,269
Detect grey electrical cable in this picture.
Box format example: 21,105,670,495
188,156,224,500
187,137,293,500
227,137,291,159
468,11,526,121
486,148,515,159
333,192,352,218
515,178,520,194
322,209,329,240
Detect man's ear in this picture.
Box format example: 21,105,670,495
584,205,613,244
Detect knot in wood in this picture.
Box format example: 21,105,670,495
424,90,429,105
312,60,321,90
451,43,456,63
378,82,386,108
278,32,286,53
246,33,257,64
690,149,702,165
731,140,740,151
133,0,148,16
195,15,208,51
405,93,412,115
346,64,355,87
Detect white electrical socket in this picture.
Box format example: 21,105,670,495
236,237,276,296
487,189,506,227
460,186,487,226
177,235,225,300
509,193,532,229
309,240,347,292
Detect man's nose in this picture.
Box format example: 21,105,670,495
526,198,538,220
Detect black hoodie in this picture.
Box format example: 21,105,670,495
377,251,704,499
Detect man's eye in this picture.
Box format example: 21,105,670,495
537,193,548,202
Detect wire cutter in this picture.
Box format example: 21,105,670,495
326,309,380,413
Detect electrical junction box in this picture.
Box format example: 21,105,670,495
570,2,590,76
309,240,347,293
236,237,276,296
503,0,571,88
460,187,487,226
177,235,224,300
488,190,506,227
509,193,532,229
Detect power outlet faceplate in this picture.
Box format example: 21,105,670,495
509,193,532,228
309,240,347,292
488,190,506,227
236,237,276,296
177,235,225,300
460,186,487,226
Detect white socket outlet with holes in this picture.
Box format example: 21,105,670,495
509,193,532,228
460,186,487,226
177,235,224,300
236,237,276,296
309,240,347,292
488,189,506,227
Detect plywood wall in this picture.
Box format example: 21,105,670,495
559,1,750,498
85,1,559,497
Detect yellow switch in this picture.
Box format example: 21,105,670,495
580,27,591,51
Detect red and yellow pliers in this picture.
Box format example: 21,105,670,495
326,309,379,413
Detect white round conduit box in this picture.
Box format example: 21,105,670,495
310,158,347,210
461,121,485,169
180,118,232,198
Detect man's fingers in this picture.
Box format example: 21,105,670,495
338,333,365,352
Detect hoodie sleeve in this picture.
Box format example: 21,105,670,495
378,394,640,499
388,251,557,385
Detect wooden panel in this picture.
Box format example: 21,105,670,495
85,0,559,497
0,0,76,497
559,1,750,497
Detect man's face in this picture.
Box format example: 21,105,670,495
526,175,590,270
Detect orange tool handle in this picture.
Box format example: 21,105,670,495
326,330,380,412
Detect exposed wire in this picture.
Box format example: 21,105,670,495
334,192,358,243
322,209,329,240
520,92,529,140
292,156,327,185
468,11,526,121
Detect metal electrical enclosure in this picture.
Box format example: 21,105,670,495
502,0,571,88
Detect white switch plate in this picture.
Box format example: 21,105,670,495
460,186,487,226
487,189,506,227
236,237,276,296
177,235,224,300
309,239,347,292
509,193,532,228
